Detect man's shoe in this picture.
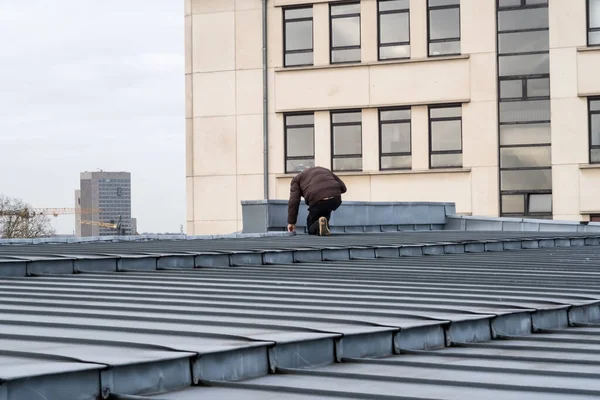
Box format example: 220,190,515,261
318,217,331,236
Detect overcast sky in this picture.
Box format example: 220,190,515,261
0,0,185,234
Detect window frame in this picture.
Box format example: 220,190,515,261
589,0,600,46
378,107,412,171
590,98,600,164
329,1,362,65
496,0,552,218
330,110,363,172
284,112,315,173
283,5,314,68
427,0,461,58
428,104,463,169
377,0,410,61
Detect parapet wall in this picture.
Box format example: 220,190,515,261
241,200,456,234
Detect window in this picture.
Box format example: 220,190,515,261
331,110,362,171
378,0,410,60
330,2,361,64
428,105,462,168
427,0,460,57
590,99,600,163
284,113,315,173
283,7,313,67
379,108,411,170
590,0,600,46
497,0,552,218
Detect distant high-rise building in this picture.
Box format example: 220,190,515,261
76,171,134,236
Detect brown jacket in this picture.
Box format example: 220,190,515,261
288,166,347,224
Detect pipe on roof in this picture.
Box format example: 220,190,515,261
262,0,269,201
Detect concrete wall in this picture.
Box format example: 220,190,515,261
186,0,600,235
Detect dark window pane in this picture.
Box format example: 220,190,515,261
379,0,409,12
285,52,313,66
429,8,460,40
502,195,525,214
431,153,462,168
286,114,314,125
501,169,552,191
332,17,361,47
286,159,314,173
429,0,459,6
591,149,600,163
332,48,361,63
591,100,600,111
333,157,362,171
500,80,523,99
500,146,551,168
431,120,462,151
590,31,600,45
500,100,550,123
380,12,409,43
430,107,461,118
590,0,600,27
498,0,521,7
381,155,411,169
381,123,411,153
527,0,548,4
332,112,361,123
331,3,361,16
429,40,461,56
499,53,549,76
286,127,314,157
380,44,410,59
529,194,552,213
285,20,312,51
498,30,549,54
527,78,550,97
333,125,362,155
591,114,600,146
381,109,410,121
285,7,312,20
500,123,551,145
498,8,549,31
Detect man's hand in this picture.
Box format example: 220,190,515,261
287,224,296,233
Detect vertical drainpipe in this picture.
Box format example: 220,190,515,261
262,0,269,201
262,0,270,232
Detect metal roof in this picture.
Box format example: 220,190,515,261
0,232,599,399
0,230,599,276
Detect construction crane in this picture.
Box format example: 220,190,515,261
81,220,117,229
81,216,125,236
0,208,101,218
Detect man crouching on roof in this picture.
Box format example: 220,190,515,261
287,166,347,236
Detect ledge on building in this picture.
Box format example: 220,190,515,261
445,214,600,233
275,168,471,179
577,46,600,53
274,54,470,73
579,163,600,170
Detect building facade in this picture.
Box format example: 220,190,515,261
185,0,600,235
77,171,134,236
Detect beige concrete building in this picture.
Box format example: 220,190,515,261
185,0,600,235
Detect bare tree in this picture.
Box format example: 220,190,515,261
0,195,55,239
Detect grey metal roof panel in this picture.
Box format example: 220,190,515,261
0,354,103,382
0,338,193,368
153,329,600,399
0,231,598,256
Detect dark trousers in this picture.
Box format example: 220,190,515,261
306,197,342,235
